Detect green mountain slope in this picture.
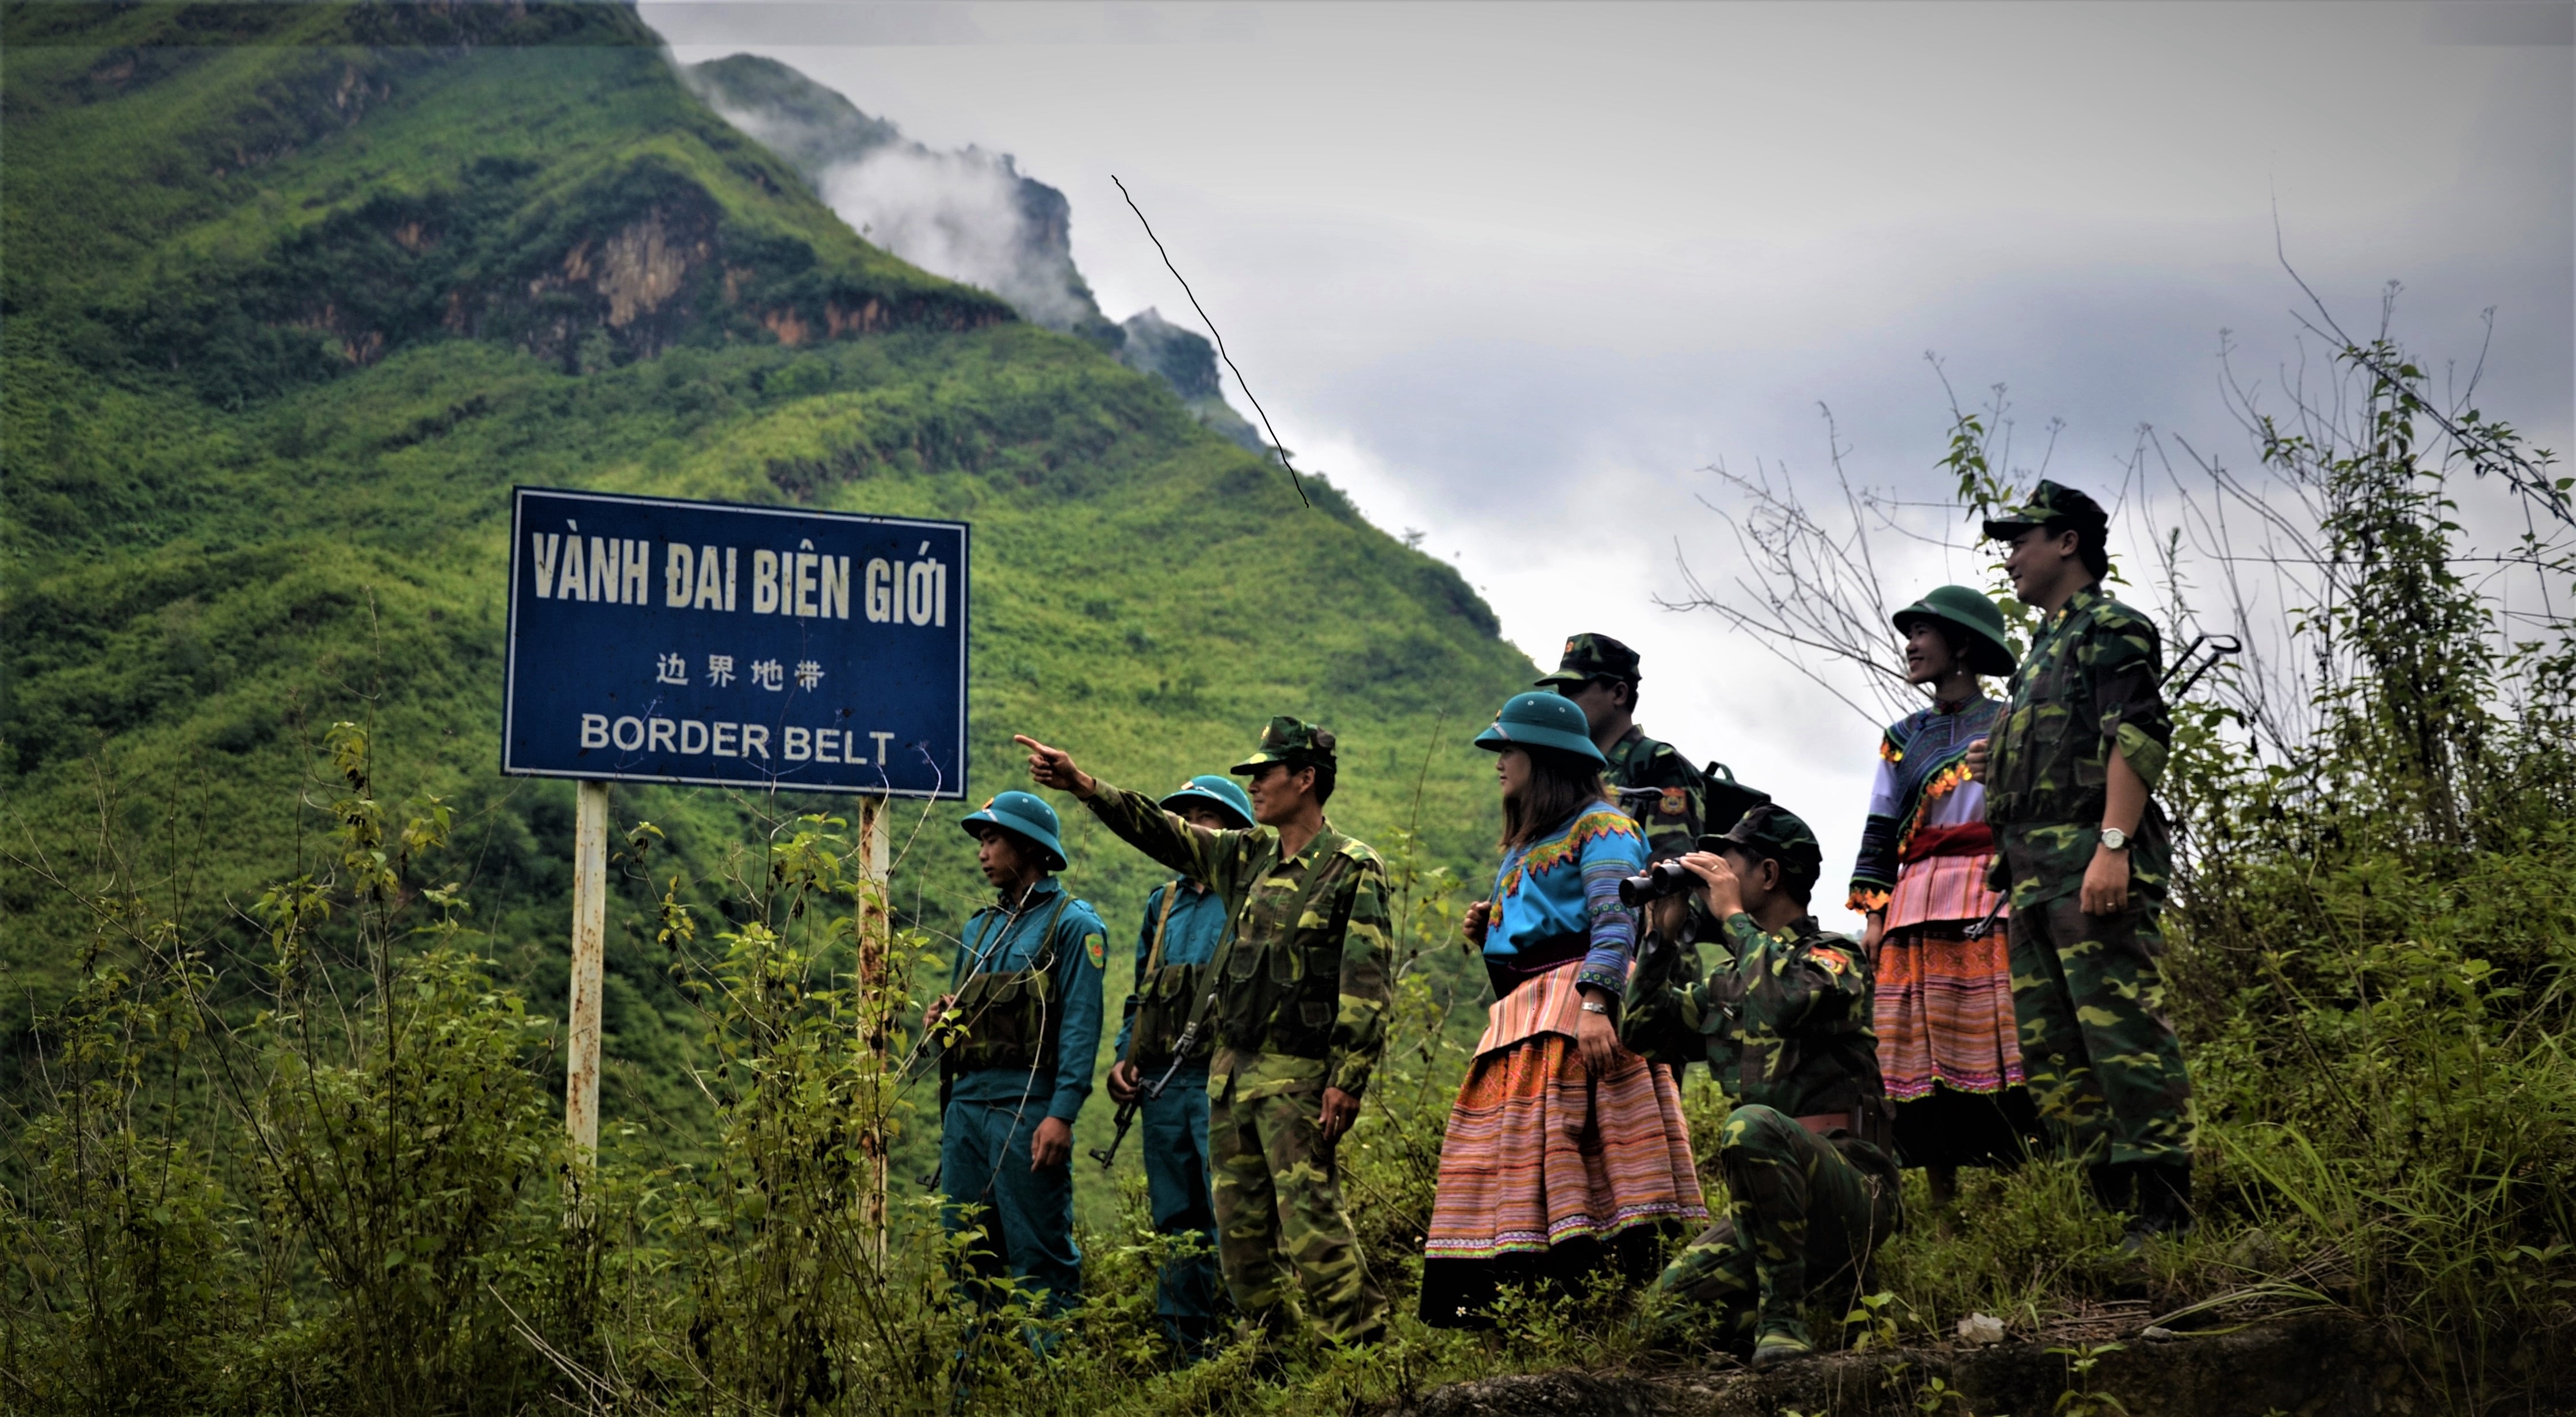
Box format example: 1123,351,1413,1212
0,2,1528,1173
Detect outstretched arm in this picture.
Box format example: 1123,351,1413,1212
1016,734,1241,886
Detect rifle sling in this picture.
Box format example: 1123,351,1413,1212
1117,880,1187,1072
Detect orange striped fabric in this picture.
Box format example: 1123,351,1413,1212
1874,921,2024,1099
1473,954,1587,1057
1882,850,2005,932
1426,965,1707,1260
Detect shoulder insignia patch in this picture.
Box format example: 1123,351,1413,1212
1659,786,1687,816
1083,932,1106,969
1809,945,1852,975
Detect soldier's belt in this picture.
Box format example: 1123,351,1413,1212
1797,1112,1856,1136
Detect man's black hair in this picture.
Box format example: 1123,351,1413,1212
1588,673,1639,708
1309,762,1337,806
1717,841,1817,906
2048,515,2112,580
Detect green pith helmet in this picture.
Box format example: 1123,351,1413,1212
1159,773,1255,829
1981,479,2109,543
1702,802,1823,895
1474,690,1609,765
1534,632,1642,689
1230,716,1337,775
960,789,1069,872
1893,585,2019,678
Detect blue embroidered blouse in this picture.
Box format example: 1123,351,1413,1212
1485,801,1649,996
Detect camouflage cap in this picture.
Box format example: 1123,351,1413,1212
1533,632,1642,688
1701,802,1823,894
1229,715,1338,775
1982,479,2110,543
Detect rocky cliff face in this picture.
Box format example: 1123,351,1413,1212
681,53,1267,453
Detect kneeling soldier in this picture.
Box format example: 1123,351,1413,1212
929,791,1109,1338
1018,719,1392,1348
1106,773,1256,1360
1624,805,1900,1370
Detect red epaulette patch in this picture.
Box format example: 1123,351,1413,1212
1809,946,1851,975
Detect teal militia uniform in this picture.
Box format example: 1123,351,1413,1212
1623,807,1899,1358
1078,718,1393,1346
938,796,1109,1324
1110,774,1253,1357
1981,483,2195,1177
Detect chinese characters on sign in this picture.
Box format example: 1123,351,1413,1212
502,488,969,799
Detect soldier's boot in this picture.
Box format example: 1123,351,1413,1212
2121,1160,2193,1252
1749,1317,1815,1372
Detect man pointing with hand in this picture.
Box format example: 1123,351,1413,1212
1016,720,1393,1349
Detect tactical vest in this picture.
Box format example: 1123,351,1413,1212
945,893,1073,1076
1126,883,1220,1068
1215,835,1365,1060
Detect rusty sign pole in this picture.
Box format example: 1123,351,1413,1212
565,778,610,1159
857,793,891,1255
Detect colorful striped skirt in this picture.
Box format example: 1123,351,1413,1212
1419,963,1705,1326
1874,918,2025,1101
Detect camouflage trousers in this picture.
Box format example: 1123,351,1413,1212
1654,1106,1897,1345
1209,1084,1388,1346
2008,890,2195,1168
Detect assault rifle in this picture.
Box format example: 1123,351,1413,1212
1088,1019,1204,1171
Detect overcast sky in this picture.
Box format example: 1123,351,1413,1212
649,1,2574,927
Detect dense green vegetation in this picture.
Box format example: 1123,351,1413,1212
7,4,2575,1415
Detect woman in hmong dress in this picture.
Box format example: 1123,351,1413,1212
1420,692,1706,1327
1850,586,2039,1206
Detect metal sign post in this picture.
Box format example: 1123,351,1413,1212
502,487,969,1156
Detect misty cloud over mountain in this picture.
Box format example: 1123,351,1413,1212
682,54,1266,452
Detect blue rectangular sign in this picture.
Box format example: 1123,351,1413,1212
502,487,968,799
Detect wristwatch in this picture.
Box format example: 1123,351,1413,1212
2099,827,2131,852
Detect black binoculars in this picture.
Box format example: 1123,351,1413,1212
1617,860,1697,908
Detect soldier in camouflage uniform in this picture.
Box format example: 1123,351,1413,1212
1622,805,1899,1370
1966,480,2195,1246
1016,719,1393,1347
1537,633,1711,857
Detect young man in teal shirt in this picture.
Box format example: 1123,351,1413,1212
1105,774,1254,1361
929,790,1109,1330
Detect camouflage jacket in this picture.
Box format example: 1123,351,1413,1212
1623,911,1883,1122
1081,782,1391,1099
1604,724,1704,861
1983,582,2174,908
